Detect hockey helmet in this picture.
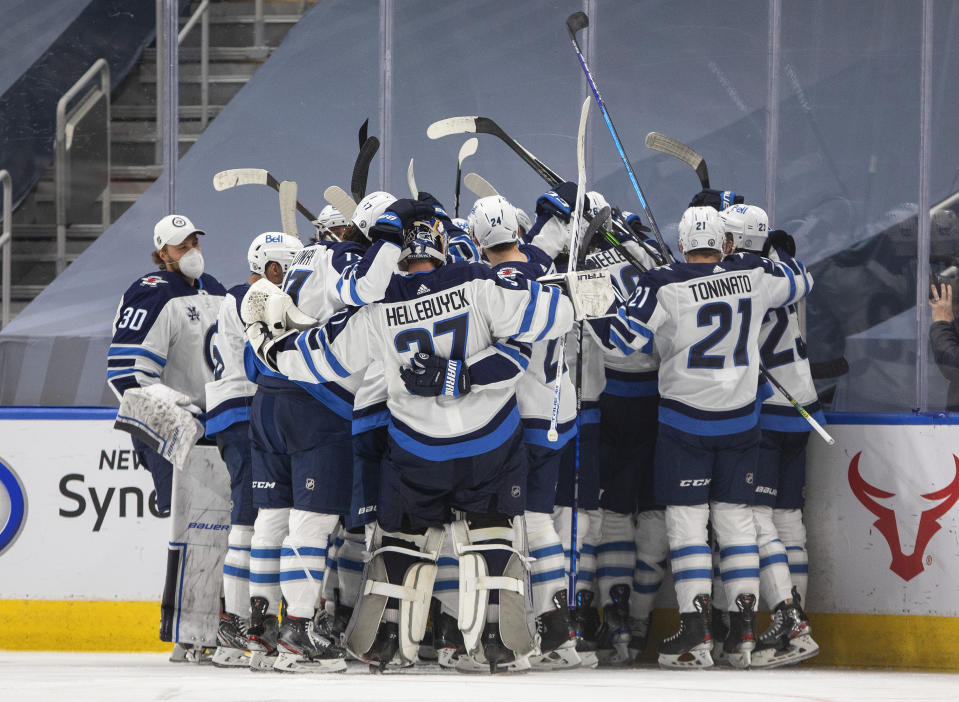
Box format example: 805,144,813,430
350,191,395,240
721,204,769,253
247,231,304,275
514,207,532,235
469,195,519,249
399,218,447,271
677,206,725,255
312,204,348,240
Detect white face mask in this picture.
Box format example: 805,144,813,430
177,247,204,280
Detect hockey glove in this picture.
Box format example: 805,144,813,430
415,191,451,221
370,198,438,246
688,188,744,211
246,322,295,373
400,352,471,397
536,181,581,223
620,210,651,237
765,229,796,257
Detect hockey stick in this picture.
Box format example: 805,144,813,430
428,115,664,268
645,132,710,189
455,138,478,217
324,185,357,222
278,180,298,237
464,172,499,199
407,158,418,198
213,168,318,222
760,367,835,445
351,137,380,202
358,118,369,151
566,12,674,264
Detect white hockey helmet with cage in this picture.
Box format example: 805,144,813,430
677,206,725,255
247,232,304,275
399,218,447,271
721,203,769,252
351,191,395,239
312,204,348,239
469,195,519,249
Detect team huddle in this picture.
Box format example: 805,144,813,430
108,169,824,674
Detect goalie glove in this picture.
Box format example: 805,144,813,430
538,269,616,320
400,352,471,397
245,321,297,374
241,278,317,334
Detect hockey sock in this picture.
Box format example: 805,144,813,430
525,510,567,616
710,534,727,611
322,523,344,612
711,502,760,611
631,509,668,620
596,509,635,608
250,507,289,616
280,510,338,619
337,527,367,610
553,506,590,594
223,524,253,617
434,529,460,617
774,508,809,602
579,509,601,597
754,506,793,607
665,503,711,613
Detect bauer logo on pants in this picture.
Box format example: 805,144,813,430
848,451,959,582
0,460,27,556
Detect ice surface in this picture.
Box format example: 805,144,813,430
0,653,956,702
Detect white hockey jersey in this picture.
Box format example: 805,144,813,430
108,270,226,411
758,251,825,432
272,262,573,460
205,283,257,436
606,252,813,435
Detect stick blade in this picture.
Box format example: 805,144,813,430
324,185,357,222
458,137,478,165
566,11,589,37
213,168,269,191
644,132,710,188
358,118,369,150
351,136,380,202
279,180,299,237
464,172,499,199
427,116,479,139
407,158,418,198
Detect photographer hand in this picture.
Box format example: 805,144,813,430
930,283,955,323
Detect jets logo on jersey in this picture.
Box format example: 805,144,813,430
139,275,168,287
496,267,522,287
0,461,27,556
186,306,201,322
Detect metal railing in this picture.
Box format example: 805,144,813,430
1,170,11,328
155,0,210,163
55,58,111,276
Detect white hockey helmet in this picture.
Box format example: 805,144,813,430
677,206,725,255
351,191,395,239
312,204,348,239
513,207,532,235
247,232,304,275
469,195,519,249
399,218,447,271
721,203,769,253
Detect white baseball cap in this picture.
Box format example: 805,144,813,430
153,214,206,250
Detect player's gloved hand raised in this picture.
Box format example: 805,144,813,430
415,191,451,221
400,352,471,397
620,209,651,238
245,322,295,373
369,198,437,247
688,188,744,211
765,229,796,257
536,181,587,223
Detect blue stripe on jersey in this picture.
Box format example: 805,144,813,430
533,287,560,342
604,377,658,398
109,375,141,395
608,323,637,355
204,397,252,436
106,368,160,380
108,346,167,367
518,280,541,334
659,398,760,436
492,342,531,371
579,407,600,425
388,403,521,461
352,408,390,434
523,417,577,448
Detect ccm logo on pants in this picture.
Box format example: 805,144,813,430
679,479,711,487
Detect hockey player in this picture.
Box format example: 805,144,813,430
244,206,577,673
592,206,813,669
243,191,407,673
468,195,580,670
311,205,348,242
204,231,303,667
721,204,821,668
107,214,226,662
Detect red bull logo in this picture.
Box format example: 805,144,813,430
848,451,959,581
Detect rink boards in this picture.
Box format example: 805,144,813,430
1,408,958,669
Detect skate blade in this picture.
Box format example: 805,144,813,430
273,652,348,674
530,644,582,670
658,643,714,669
211,647,251,668
248,651,277,672
725,644,754,670
436,648,461,669
751,635,820,670
577,650,599,669
455,653,531,674
596,641,633,668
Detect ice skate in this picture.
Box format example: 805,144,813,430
247,597,279,672
571,590,600,668
433,609,467,669
596,584,634,667
169,642,213,664
530,591,580,670
657,594,713,669
723,593,757,669
751,597,819,669
710,606,729,665
211,613,250,667
274,614,347,673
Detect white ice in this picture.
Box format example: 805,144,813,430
1,653,957,702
